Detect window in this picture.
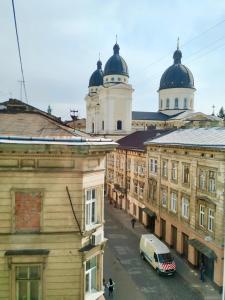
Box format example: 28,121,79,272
86,256,97,293
183,165,190,184
86,188,97,228
171,162,177,181
182,196,189,219
138,164,145,176
139,183,144,198
149,179,157,201
199,205,205,227
127,178,130,191
117,120,122,130
208,171,216,192
161,189,167,208
174,98,178,108
162,161,168,178
15,191,42,232
166,98,170,109
92,122,94,133
16,265,41,300
160,99,163,109
184,98,187,109
134,181,138,194
102,121,104,130
208,208,214,232
199,170,206,190
134,162,138,174
170,192,177,213
133,204,137,216
127,158,131,171
150,159,157,174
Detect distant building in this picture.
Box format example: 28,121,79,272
0,99,116,300
145,127,225,290
85,43,222,138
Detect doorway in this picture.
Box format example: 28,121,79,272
182,233,189,260
160,218,166,242
139,207,143,224
171,225,177,250
197,251,214,281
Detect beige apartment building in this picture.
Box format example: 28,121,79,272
0,99,116,300
145,128,225,289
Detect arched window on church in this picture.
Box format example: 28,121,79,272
92,123,94,133
160,99,163,109
117,120,122,130
102,121,104,130
174,98,178,108
184,98,187,109
166,98,170,109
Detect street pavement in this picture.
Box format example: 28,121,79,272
103,199,221,300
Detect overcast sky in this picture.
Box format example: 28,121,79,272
0,0,225,120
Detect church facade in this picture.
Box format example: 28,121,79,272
85,42,222,137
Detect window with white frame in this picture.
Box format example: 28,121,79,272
199,205,205,227
208,171,216,192
85,188,97,228
183,165,190,184
162,160,168,178
171,162,177,181
150,159,157,174
170,192,177,213
182,196,189,219
199,170,206,190
85,256,97,293
16,265,41,300
208,208,215,232
161,189,167,208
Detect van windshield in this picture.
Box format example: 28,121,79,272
158,253,172,263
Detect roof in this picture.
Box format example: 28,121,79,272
159,48,195,91
117,129,173,151
104,43,129,77
132,111,171,121
89,60,103,87
145,127,225,149
141,234,170,254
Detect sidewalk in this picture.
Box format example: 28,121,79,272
105,199,221,300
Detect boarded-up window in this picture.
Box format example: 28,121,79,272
15,191,41,232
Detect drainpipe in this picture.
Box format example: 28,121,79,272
222,163,225,299
125,149,128,212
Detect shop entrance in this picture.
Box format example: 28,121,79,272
197,251,214,281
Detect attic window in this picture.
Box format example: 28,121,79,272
111,77,114,81
201,153,205,157
185,151,188,155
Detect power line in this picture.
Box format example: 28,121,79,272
11,0,28,102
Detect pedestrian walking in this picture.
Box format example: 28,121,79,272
131,217,136,229
107,278,115,297
199,261,206,282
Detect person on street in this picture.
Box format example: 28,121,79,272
131,217,136,229
107,278,115,297
199,261,206,282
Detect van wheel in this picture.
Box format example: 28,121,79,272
141,252,145,260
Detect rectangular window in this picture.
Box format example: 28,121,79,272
199,170,206,190
139,184,144,198
162,161,168,178
134,181,138,194
86,188,97,228
183,165,190,184
134,162,138,174
15,191,42,232
170,192,177,213
149,159,157,174
208,171,216,192
161,189,167,208
199,205,205,227
133,204,137,216
16,265,41,300
127,178,130,191
171,162,177,181
85,256,97,293
182,196,189,219
208,208,214,232
127,158,131,171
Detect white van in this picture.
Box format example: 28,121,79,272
140,234,176,276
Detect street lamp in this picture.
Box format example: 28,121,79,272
70,109,78,131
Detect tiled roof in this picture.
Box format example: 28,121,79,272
145,127,225,149
117,129,174,151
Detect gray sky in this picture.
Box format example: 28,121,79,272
1,0,225,120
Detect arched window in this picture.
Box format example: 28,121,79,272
166,98,170,109
174,98,178,108
160,99,163,109
92,123,94,133
117,120,122,130
102,121,104,130
184,98,187,109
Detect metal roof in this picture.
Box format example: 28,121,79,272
145,127,225,149
132,111,171,121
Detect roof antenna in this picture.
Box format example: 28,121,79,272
177,37,180,50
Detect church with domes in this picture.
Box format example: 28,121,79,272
85,41,222,138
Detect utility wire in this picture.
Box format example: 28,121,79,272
11,0,28,102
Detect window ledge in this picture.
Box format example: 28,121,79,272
84,223,102,235
85,290,104,300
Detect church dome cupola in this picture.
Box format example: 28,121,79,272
104,42,129,85
89,59,104,88
159,45,194,91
